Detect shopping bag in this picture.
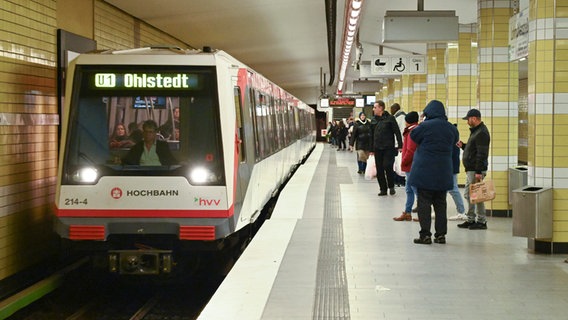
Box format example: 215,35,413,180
469,179,496,204
393,153,405,177
365,155,376,180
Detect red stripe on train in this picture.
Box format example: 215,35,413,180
55,206,234,218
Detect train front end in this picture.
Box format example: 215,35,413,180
54,51,237,274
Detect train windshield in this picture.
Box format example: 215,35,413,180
62,65,224,185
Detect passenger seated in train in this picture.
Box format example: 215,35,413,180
109,123,135,149
122,119,178,166
159,107,180,140
128,121,143,143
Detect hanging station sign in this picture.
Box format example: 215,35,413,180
371,55,426,75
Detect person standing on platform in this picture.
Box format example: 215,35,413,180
457,109,491,230
370,100,403,196
349,112,372,174
393,111,419,221
391,103,407,187
448,127,467,220
408,100,459,244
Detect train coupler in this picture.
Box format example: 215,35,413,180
108,249,173,275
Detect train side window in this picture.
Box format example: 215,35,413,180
249,88,260,161
267,96,276,155
234,86,245,162
254,92,268,159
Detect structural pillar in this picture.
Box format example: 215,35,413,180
527,0,568,252
477,0,518,215
411,74,427,111
400,74,414,112
426,43,448,104
447,23,479,184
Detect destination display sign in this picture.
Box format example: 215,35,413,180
93,73,200,89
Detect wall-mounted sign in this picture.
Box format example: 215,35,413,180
371,55,426,75
509,7,528,61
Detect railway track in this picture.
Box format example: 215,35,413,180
6,252,231,320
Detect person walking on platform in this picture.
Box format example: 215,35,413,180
328,121,338,147
370,100,403,196
408,100,459,244
349,112,372,174
393,111,419,221
457,109,491,230
336,120,348,151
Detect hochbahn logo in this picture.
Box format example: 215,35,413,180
110,187,179,199
111,187,123,199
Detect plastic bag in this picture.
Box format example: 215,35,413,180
393,152,405,177
365,155,376,180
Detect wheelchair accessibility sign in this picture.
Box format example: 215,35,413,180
371,55,426,75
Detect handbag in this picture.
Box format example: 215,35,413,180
364,155,376,180
469,179,496,204
357,149,369,162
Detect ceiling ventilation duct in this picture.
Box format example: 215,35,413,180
382,10,458,43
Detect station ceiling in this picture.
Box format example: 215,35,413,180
104,0,478,104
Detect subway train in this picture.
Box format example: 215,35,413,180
54,46,316,275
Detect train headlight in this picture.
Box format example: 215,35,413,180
72,167,99,183
190,167,212,184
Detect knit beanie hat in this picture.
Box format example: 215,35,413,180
405,111,419,124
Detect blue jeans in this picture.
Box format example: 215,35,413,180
448,174,465,213
404,171,418,213
463,171,487,223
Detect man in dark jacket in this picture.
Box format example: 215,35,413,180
123,119,178,166
370,100,403,196
408,100,459,244
457,108,491,230
349,112,373,174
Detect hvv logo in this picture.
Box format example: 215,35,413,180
194,197,221,206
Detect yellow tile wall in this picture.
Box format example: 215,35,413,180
95,2,136,49
411,74,427,111
400,75,413,111
383,79,395,106
554,189,568,242
485,170,508,210
94,1,191,51
393,78,402,102
526,0,568,243
447,25,478,133
0,0,58,280
426,44,447,104
478,1,517,212
0,0,193,281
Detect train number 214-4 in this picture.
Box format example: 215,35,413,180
65,198,88,205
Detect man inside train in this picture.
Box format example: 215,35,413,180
122,119,178,166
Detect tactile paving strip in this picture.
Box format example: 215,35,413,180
312,149,351,319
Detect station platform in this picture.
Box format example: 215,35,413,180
198,143,568,320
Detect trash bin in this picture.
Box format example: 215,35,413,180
508,166,528,205
512,186,552,239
